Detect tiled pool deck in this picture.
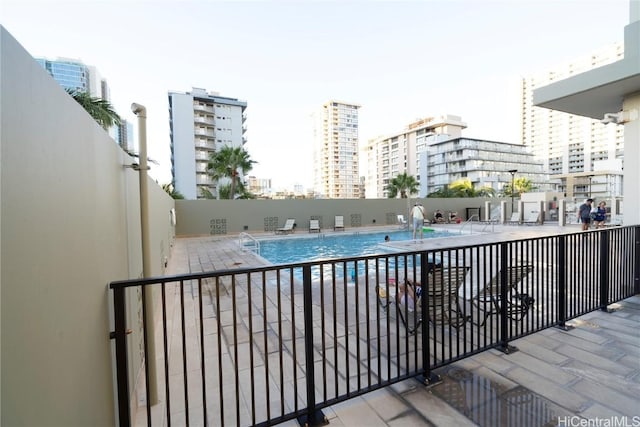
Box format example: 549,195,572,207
162,223,639,426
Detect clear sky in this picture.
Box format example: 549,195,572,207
1,0,630,189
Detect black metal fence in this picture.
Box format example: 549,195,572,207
110,226,639,426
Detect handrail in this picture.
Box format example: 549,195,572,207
459,214,480,234
238,232,260,254
109,225,638,426
479,217,499,233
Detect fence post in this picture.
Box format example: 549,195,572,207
497,243,517,353
298,265,327,427
419,252,441,385
110,285,131,427
600,230,611,312
556,235,573,330
635,226,640,295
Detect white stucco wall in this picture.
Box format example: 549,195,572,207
1,26,175,426
170,93,198,200
623,92,640,225
174,197,509,236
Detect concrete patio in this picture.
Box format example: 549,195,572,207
150,223,639,426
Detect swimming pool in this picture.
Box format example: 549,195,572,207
257,229,452,265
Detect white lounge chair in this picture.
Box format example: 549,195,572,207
506,212,521,225
309,219,320,233
334,215,345,231
397,214,408,229
522,211,540,225
275,218,295,234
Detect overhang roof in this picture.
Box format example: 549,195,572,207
533,58,640,120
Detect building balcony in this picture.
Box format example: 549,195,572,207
193,104,214,114
194,116,215,126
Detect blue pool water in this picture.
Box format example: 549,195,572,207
258,229,451,265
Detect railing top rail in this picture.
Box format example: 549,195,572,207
109,225,638,289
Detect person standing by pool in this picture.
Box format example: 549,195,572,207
593,201,607,228
578,198,594,231
410,202,425,241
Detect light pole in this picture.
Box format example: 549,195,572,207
508,169,518,214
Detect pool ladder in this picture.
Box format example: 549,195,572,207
238,232,260,255
459,214,497,234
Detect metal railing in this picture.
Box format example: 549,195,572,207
110,226,639,426
239,232,260,254
459,214,480,234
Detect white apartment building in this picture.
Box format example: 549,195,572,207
361,115,466,198
521,43,625,176
168,88,247,199
246,176,272,198
35,57,110,100
312,101,360,199
422,138,548,196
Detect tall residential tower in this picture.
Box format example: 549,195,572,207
521,43,625,176
36,57,110,100
312,101,360,199
361,115,466,198
168,88,247,200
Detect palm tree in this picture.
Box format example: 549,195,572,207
449,178,477,197
386,172,419,198
502,177,534,197
427,186,458,198
448,178,496,198
161,183,184,199
206,146,256,199
217,183,256,199
475,186,496,197
66,88,121,129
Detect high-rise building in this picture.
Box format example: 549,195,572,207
36,57,126,148
312,101,361,199
35,57,109,99
113,120,135,153
361,115,466,198
246,176,272,198
168,88,247,200
521,43,624,176
421,137,548,196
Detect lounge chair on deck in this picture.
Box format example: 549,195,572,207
472,264,535,326
309,219,320,233
507,212,521,225
522,211,541,225
376,267,470,334
275,218,295,235
334,215,345,231
397,214,408,229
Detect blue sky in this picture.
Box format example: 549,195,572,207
1,0,630,189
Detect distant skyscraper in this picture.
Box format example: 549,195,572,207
35,57,109,99
421,137,547,196
521,43,624,176
360,114,467,198
113,120,135,153
37,57,125,146
168,88,247,200
361,115,466,198
312,100,360,199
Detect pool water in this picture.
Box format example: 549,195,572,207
257,229,451,265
